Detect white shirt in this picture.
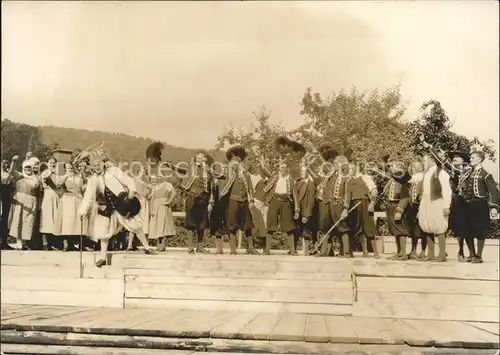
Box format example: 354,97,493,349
423,165,451,207
275,175,289,194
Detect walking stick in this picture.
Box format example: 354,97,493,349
313,200,362,255
79,216,84,278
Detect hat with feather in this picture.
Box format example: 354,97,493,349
146,142,164,165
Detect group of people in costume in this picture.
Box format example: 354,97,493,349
1,133,498,267
169,134,499,264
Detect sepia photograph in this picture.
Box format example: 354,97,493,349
1,1,499,354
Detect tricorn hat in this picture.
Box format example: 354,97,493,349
448,150,470,163
225,145,247,161
318,144,339,163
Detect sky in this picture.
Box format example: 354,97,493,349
2,1,499,178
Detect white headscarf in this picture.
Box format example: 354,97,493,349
28,157,40,164
22,160,33,170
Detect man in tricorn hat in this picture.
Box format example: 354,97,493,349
219,145,258,254
180,150,215,254
79,147,158,267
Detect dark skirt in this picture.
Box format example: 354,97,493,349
266,195,296,233
318,200,350,235
386,202,409,236
461,198,490,239
225,199,253,233
184,194,209,231
450,195,468,237
1,193,12,238
349,199,377,238
405,203,421,238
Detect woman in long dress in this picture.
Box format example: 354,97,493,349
56,162,86,251
40,157,68,250
148,176,176,251
8,160,41,250
418,152,452,262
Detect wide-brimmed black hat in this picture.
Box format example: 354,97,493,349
448,150,470,163
318,144,339,163
275,135,294,154
225,145,247,161
115,192,142,218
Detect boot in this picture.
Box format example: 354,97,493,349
263,234,271,255
186,231,195,254
434,234,447,262
287,234,297,255
303,239,310,256
424,235,435,261
246,236,260,255
215,237,223,254
341,234,351,257
229,233,237,255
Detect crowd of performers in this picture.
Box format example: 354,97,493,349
0,134,498,267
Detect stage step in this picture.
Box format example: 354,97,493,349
120,253,354,315
351,259,500,323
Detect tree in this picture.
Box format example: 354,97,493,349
406,100,496,161
216,106,287,174
293,86,413,164
0,118,53,161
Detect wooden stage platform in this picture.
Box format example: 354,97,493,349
1,239,499,353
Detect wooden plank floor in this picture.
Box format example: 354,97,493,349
2,249,498,350
1,305,498,349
